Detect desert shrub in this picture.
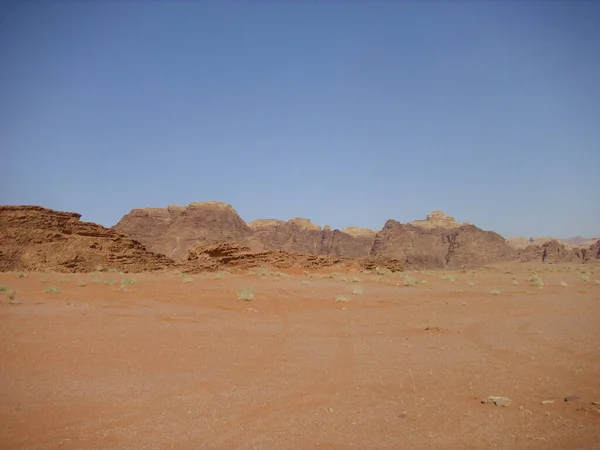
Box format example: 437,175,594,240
490,290,501,295
250,268,270,276
238,287,254,301
376,267,392,276
403,275,418,287
335,295,349,303
45,286,60,294
351,286,364,295
529,274,544,288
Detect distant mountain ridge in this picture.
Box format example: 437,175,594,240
113,201,597,269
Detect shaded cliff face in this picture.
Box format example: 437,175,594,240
0,206,173,273
371,220,514,269
248,218,373,258
113,202,254,260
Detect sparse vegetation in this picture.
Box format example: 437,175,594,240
77,281,87,287
559,281,568,287
490,290,501,295
18,272,27,278
351,286,364,295
7,290,19,304
468,281,475,287
0,285,7,293
594,280,600,285
334,295,349,303
376,267,392,276
182,275,194,282
442,274,457,282
425,321,443,332
238,287,254,301
581,274,590,282
529,274,544,288
118,277,135,291
403,275,418,287
45,286,60,294
338,276,349,282
351,277,361,283
301,280,310,285
251,268,271,276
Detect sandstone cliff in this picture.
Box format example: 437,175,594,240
0,206,173,273
371,220,514,269
113,201,254,260
248,218,373,258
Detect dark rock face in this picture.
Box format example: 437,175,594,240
113,202,254,260
248,219,374,258
370,221,514,269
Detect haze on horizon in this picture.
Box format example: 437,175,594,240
1,1,599,238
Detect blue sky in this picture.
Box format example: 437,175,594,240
1,1,599,238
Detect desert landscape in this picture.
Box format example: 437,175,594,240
1,203,599,449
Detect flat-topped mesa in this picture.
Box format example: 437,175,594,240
287,217,321,231
187,201,235,210
247,219,286,230
342,227,377,239
409,210,461,230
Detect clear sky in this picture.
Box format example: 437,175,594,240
1,1,599,238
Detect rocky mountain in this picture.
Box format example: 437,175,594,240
2,203,596,273
113,202,254,260
248,218,374,258
370,219,514,269
516,238,600,263
507,235,598,249
113,205,517,270
0,206,174,273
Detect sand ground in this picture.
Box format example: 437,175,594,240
1,263,599,449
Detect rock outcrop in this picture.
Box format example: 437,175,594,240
517,239,599,263
371,220,514,269
113,202,254,260
409,210,462,230
182,241,352,273
248,218,373,258
586,240,600,261
0,206,174,273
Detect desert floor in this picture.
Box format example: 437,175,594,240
1,263,599,449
